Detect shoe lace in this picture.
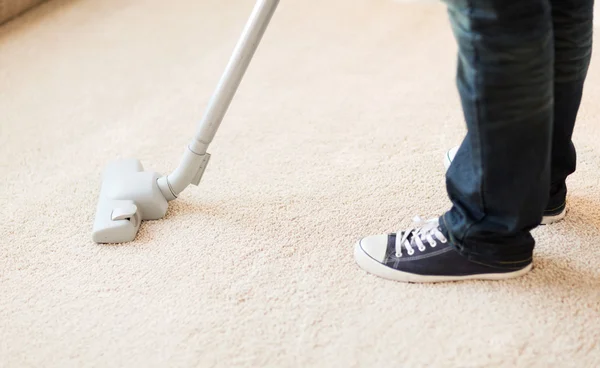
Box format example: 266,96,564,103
395,216,448,257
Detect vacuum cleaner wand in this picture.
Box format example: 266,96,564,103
92,0,280,243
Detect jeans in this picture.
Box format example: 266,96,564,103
440,0,594,265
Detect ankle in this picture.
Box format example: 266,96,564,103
546,182,567,212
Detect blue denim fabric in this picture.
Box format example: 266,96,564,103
440,0,594,264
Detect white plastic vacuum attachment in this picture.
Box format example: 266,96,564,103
92,159,168,243
92,0,280,243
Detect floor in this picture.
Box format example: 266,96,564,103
1,0,599,366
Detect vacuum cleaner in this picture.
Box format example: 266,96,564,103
92,0,280,243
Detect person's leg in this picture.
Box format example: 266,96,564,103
443,1,594,225
546,0,594,213
442,0,554,265
353,0,554,282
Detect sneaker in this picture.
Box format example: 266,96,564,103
443,146,567,225
541,202,567,225
354,217,532,283
443,146,460,171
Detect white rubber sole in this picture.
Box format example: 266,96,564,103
443,152,452,171
541,207,567,225
354,242,532,283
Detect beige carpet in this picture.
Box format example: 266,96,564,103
1,0,600,366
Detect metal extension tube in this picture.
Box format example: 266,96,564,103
158,0,280,200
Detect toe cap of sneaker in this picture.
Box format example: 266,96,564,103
357,234,389,262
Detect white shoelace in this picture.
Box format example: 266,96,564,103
395,216,448,257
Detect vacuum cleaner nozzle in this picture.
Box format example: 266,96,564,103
91,0,280,243
92,159,168,243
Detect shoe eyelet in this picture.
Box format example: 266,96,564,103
418,246,426,252
395,252,402,258
407,249,415,256
430,241,437,248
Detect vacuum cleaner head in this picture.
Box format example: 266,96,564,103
92,159,168,243
91,0,280,243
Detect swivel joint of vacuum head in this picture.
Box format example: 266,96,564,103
157,146,211,201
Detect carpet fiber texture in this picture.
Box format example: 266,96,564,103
1,0,599,366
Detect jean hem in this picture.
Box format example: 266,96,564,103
440,213,534,268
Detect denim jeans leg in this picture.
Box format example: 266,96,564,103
546,0,594,210
440,0,554,264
